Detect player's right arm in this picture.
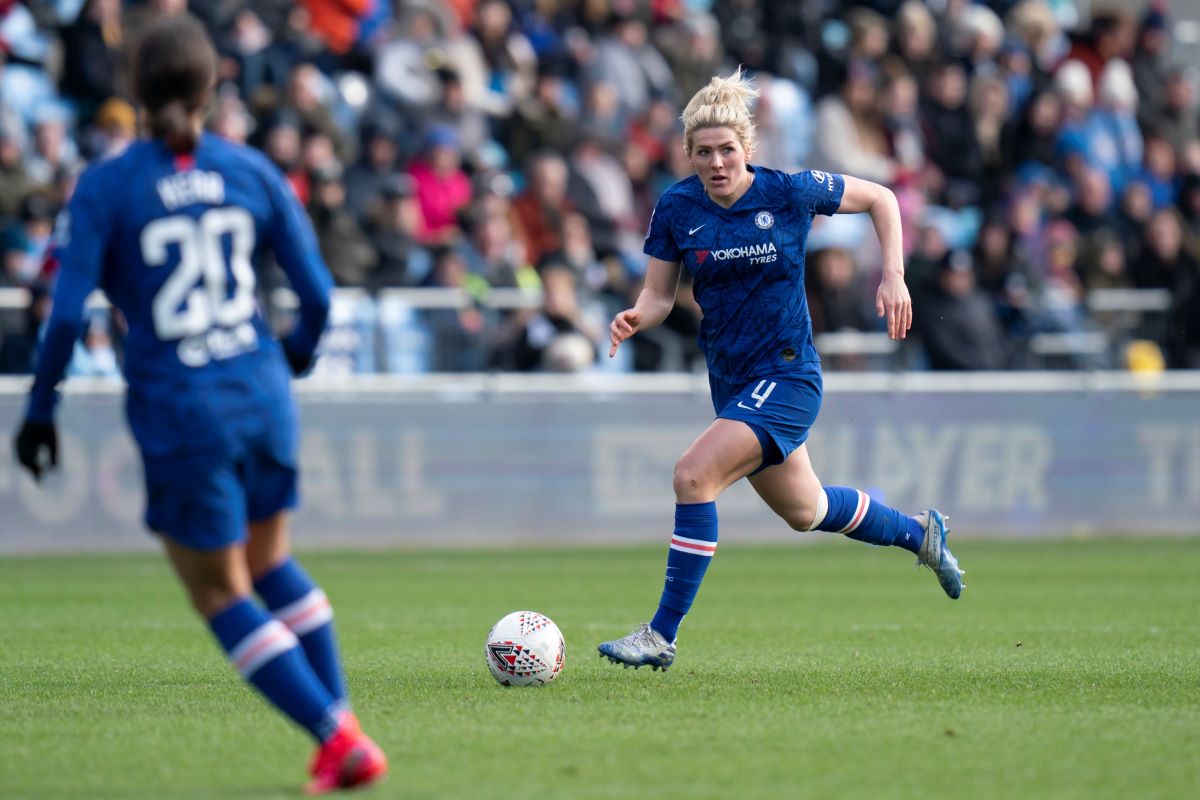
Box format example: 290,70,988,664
14,170,109,480
261,159,334,374
609,256,681,358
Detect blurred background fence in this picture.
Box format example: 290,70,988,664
2,371,1197,554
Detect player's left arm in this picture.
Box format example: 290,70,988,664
836,175,912,340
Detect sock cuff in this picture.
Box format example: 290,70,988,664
253,558,313,604
674,501,717,527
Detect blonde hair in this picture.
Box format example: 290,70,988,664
681,67,760,156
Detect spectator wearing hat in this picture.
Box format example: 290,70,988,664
88,97,136,159
1133,5,1172,116
366,173,431,290
913,249,1006,370
344,116,402,224
308,161,378,287
408,123,473,245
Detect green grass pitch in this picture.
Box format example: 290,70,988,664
2,538,1197,799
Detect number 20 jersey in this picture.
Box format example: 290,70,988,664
643,165,845,385
36,134,331,455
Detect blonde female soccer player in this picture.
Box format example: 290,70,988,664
598,69,965,670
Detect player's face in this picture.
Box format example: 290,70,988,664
689,127,752,206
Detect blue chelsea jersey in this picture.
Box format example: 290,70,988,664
643,165,844,384
27,134,332,423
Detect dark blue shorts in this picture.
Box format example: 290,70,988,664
709,370,823,473
130,378,298,551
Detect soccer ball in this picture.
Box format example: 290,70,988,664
485,611,565,686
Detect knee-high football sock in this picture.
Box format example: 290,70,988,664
254,558,346,703
209,597,340,742
811,487,925,554
650,501,718,643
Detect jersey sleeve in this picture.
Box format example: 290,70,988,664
26,171,110,422
790,169,845,217
261,160,333,364
642,193,681,262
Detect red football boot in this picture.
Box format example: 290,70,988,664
304,712,388,795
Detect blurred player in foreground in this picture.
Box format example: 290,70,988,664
599,69,965,671
11,16,386,793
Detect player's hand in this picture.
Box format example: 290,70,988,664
609,308,642,357
876,274,913,340
13,420,58,483
281,336,315,377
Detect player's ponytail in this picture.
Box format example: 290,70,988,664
134,15,216,153
681,67,760,156
147,100,198,153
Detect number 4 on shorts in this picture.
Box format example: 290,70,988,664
737,380,776,410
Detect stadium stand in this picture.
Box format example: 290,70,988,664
1,0,1198,373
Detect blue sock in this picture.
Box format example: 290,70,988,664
814,487,924,554
650,502,718,642
254,558,346,702
208,597,339,742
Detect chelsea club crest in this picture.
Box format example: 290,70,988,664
754,211,774,230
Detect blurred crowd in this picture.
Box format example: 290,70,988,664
1,0,1199,375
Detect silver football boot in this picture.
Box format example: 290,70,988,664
597,623,676,670
916,509,965,599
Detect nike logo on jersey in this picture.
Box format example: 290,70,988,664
688,224,706,235
736,401,755,410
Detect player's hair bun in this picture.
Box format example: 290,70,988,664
680,67,760,155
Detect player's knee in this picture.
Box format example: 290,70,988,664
672,457,715,502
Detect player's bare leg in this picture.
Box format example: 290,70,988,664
599,419,761,669
749,444,964,598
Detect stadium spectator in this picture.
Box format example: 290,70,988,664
913,250,1006,370
421,247,490,372
1168,258,1200,367
1134,208,1196,291
308,162,378,287
58,0,126,120
408,123,472,245
344,115,402,223
0,123,28,220
366,173,430,290
811,60,896,186
1140,66,1200,158
921,61,984,206
807,246,876,336
500,262,600,372
511,151,571,268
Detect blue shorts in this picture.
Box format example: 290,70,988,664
710,370,822,473
130,377,298,551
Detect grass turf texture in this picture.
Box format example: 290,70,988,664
1,538,1197,800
